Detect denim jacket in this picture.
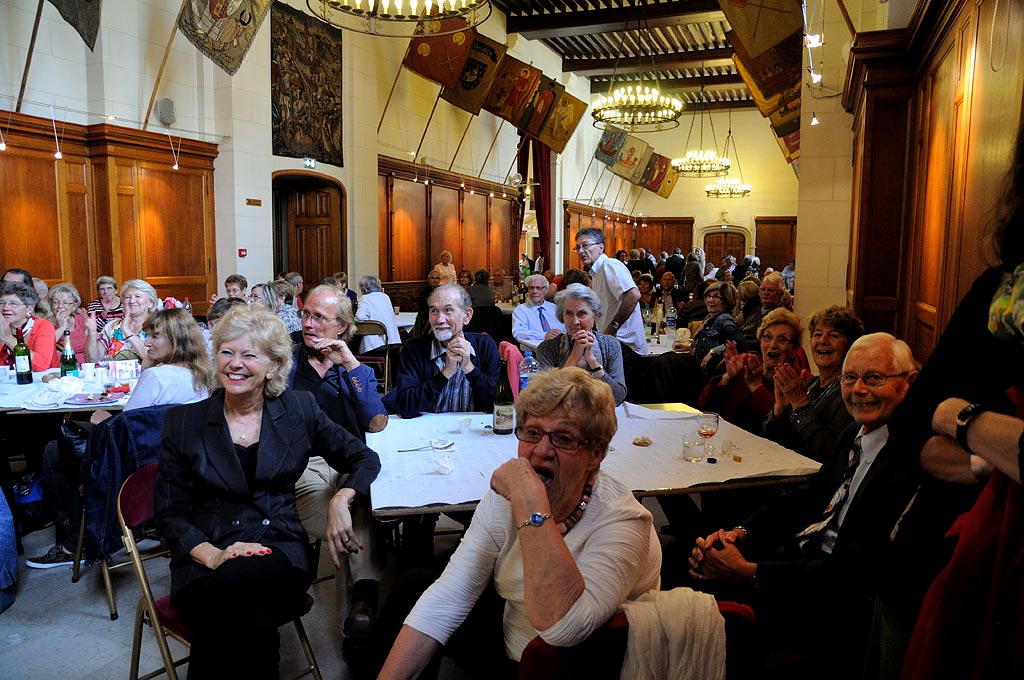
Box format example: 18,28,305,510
691,312,746,365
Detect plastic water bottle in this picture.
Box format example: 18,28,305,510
518,351,540,393
664,297,677,333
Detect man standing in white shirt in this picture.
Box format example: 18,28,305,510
573,228,648,375
511,274,564,351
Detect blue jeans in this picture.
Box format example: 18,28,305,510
0,490,17,614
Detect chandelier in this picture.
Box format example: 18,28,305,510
591,22,683,133
672,64,729,177
306,0,492,37
705,110,751,198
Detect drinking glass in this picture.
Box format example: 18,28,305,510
697,412,720,457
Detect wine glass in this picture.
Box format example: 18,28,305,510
697,412,720,456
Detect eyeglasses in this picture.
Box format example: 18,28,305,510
527,286,547,292
573,242,600,252
759,287,783,295
0,300,26,309
300,309,339,325
514,426,589,452
840,372,909,387
704,294,722,301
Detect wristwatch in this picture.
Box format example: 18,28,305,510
587,364,603,374
955,402,987,452
518,512,552,529
610,321,621,330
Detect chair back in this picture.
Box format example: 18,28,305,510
353,320,392,392
465,305,510,343
499,341,525,399
518,611,628,680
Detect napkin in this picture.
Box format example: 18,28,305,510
25,391,67,409
44,376,85,394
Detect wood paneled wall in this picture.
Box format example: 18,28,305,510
0,110,219,314
754,216,797,271
844,0,1024,359
561,201,694,270
377,156,522,287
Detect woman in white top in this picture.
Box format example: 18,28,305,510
93,308,214,423
355,275,402,353
433,250,457,286
377,368,661,678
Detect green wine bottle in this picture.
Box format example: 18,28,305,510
60,330,79,377
14,327,32,384
493,358,514,435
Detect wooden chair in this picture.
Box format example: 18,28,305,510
120,463,323,680
352,320,392,392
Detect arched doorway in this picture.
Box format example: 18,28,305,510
272,171,347,283
703,230,747,267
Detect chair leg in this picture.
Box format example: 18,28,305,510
130,598,146,680
292,617,323,680
71,505,86,583
101,559,118,620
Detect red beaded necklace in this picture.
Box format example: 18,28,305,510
558,481,594,536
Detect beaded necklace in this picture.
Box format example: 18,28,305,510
558,481,594,536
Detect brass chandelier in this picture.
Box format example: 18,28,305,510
306,0,492,37
705,110,751,198
672,64,729,177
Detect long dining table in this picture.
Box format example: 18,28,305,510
368,403,821,518
0,370,132,415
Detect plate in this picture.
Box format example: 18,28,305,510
67,393,123,406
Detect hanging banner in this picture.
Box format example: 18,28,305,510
610,134,652,183
655,166,679,199
482,56,542,124
440,34,507,115
716,0,803,60
729,28,802,100
47,0,102,50
536,90,586,154
640,153,673,193
518,75,564,138
178,0,272,76
595,127,627,166
403,17,477,90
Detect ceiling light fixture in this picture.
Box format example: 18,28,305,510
306,0,492,37
811,112,820,126
705,109,750,198
591,19,683,133
672,63,729,177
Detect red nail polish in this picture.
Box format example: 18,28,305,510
231,553,237,557
247,551,253,555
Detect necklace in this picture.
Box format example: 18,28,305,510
558,481,594,536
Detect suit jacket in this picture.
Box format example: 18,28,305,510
154,390,380,595
393,332,500,418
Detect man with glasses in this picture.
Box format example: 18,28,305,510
740,271,788,342
288,284,388,646
207,273,248,305
512,274,564,351
689,333,920,676
573,228,648,369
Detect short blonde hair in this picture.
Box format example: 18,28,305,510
757,307,804,346
212,306,293,398
49,282,82,308
515,367,617,455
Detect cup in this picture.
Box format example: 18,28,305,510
81,362,96,381
458,417,472,434
393,305,401,315
682,439,704,463
94,366,109,385
0,366,8,381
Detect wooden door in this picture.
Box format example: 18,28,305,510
704,232,746,267
754,216,797,271
286,184,344,285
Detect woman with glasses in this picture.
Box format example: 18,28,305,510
535,284,627,406
698,307,804,436
85,275,123,333
375,367,662,678
690,281,746,375
48,283,90,358
0,281,58,371
763,305,863,461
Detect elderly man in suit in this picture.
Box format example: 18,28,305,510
689,332,920,678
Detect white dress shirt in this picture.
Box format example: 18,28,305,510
589,252,648,355
511,300,564,350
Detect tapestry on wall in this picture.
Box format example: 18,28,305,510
47,0,102,50
270,2,344,166
178,0,271,76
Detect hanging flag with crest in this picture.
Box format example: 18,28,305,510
47,0,102,50
178,0,272,76
441,34,506,115
403,18,477,90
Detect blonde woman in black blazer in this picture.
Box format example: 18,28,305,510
155,306,380,678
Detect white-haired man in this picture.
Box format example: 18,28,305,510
511,274,564,351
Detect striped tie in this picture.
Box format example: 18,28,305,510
795,436,863,553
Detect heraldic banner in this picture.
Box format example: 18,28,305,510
178,0,272,76
271,2,344,166
47,0,102,50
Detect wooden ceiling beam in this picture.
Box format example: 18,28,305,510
566,50,734,76
505,0,725,40
590,73,746,90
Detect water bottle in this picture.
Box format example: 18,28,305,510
642,305,652,341
665,296,677,333
183,297,193,316
518,351,540,393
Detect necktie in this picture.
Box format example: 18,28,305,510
795,436,863,553
538,307,551,332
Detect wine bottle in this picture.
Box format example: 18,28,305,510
493,358,514,435
60,329,79,377
14,327,32,384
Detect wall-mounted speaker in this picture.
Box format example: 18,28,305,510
156,97,176,127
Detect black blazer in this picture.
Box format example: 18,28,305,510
154,389,381,595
